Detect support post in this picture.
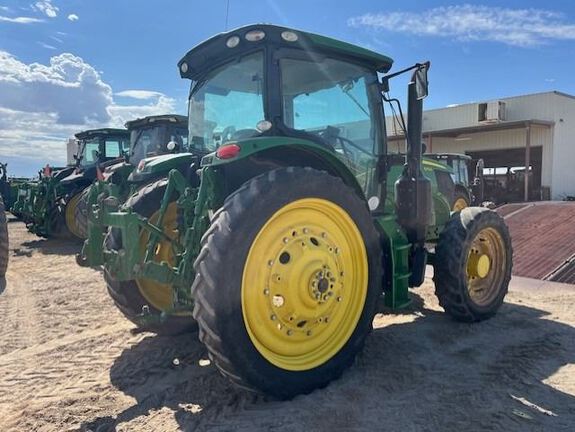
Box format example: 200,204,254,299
524,124,531,202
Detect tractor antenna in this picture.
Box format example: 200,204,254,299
225,0,230,30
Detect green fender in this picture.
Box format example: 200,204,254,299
200,137,366,198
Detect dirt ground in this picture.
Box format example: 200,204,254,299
0,215,574,432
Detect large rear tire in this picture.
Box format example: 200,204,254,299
0,196,8,278
192,167,382,399
433,207,512,322
104,179,197,335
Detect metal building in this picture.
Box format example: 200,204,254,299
387,91,575,201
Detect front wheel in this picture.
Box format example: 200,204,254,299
433,207,513,322
192,167,382,399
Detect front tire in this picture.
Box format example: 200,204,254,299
71,187,91,239
433,207,512,322
192,167,382,399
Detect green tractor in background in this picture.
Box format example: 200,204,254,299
58,128,130,238
94,25,512,398
17,128,129,238
0,195,8,280
425,153,485,211
0,163,30,218
14,164,76,234
76,114,188,259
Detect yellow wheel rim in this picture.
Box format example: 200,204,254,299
136,202,190,315
65,192,83,238
241,198,368,371
453,197,469,212
466,227,507,306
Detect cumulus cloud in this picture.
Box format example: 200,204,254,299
67,13,79,22
0,51,113,124
348,5,575,47
0,51,176,170
33,0,59,18
0,15,44,24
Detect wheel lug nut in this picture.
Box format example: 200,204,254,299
267,260,273,267
263,288,269,295
306,330,312,336
303,228,309,234
337,296,342,302
287,330,293,336
270,314,276,320
321,232,327,238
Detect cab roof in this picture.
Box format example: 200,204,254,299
178,24,393,81
125,114,187,130
74,128,129,140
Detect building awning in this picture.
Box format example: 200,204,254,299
388,119,554,140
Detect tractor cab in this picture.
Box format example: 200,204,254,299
127,115,188,165
74,128,130,171
180,25,391,198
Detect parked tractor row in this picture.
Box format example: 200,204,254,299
4,24,513,399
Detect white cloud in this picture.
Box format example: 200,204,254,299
38,42,57,50
116,90,164,100
33,0,58,18
0,51,177,168
348,5,575,47
0,15,44,24
67,13,79,22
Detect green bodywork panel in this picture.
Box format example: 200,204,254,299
136,153,195,176
203,137,365,196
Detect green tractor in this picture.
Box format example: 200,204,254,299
21,129,129,238
424,153,485,211
15,164,76,236
58,128,130,239
0,163,30,218
76,114,188,258
0,194,8,279
96,25,512,398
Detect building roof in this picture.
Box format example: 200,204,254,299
388,119,554,140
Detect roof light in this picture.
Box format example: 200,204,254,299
245,30,266,42
281,31,298,42
180,62,188,74
216,143,240,159
226,35,240,48
256,120,272,132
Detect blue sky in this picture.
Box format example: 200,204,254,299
1,0,575,176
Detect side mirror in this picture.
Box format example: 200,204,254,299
413,62,430,100
167,141,178,151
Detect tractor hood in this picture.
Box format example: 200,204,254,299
128,152,197,183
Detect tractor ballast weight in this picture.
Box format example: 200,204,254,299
95,25,513,398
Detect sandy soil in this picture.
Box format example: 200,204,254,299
0,215,574,432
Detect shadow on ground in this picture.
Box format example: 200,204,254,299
80,294,575,432
19,238,82,256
